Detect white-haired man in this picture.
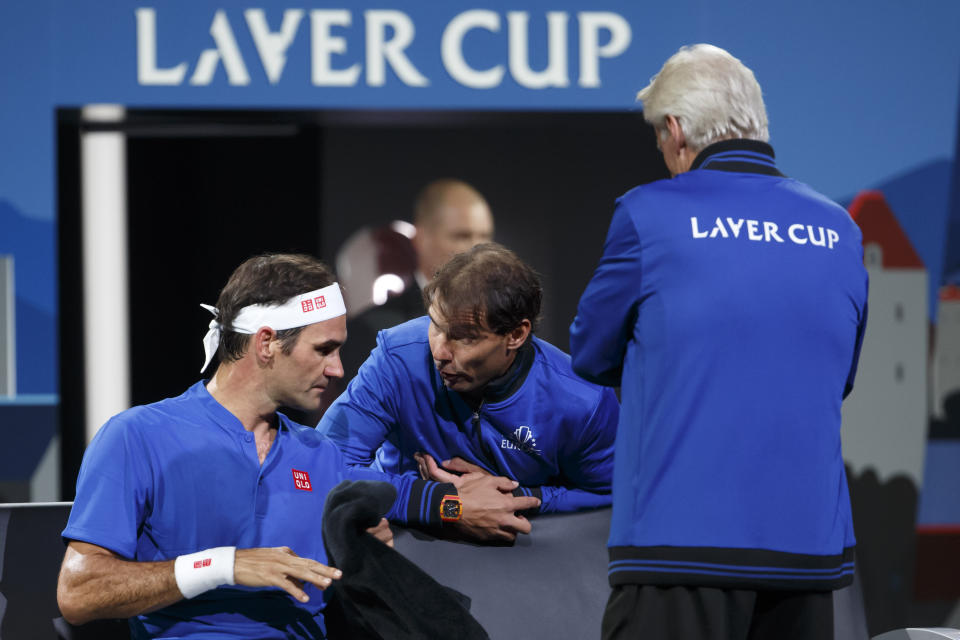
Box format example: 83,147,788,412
57,254,456,639
571,45,868,639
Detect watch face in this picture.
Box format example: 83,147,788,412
441,498,462,520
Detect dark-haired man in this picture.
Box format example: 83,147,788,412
319,243,618,542
57,254,459,638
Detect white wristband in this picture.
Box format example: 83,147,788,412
174,546,237,599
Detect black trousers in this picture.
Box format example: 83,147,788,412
601,584,834,640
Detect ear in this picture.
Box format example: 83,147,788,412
505,319,532,351
664,115,687,150
253,327,278,365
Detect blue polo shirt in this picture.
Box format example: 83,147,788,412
64,382,346,638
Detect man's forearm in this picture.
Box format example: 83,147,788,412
57,544,182,625
59,542,343,625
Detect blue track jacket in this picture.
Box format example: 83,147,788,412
570,140,868,591
319,316,619,514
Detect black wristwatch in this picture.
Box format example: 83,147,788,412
439,494,463,522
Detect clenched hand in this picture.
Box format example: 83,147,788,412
415,452,541,542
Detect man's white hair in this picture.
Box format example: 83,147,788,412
638,44,769,150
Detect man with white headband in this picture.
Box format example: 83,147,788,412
320,243,618,542
58,254,459,638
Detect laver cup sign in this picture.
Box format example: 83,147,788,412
135,8,632,89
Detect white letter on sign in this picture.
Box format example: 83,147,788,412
310,10,361,87
245,9,303,85
365,10,428,87
136,8,187,85
691,217,708,239
577,12,631,88
507,11,569,89
190,10,251,86
441,10,504,89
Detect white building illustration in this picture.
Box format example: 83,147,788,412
842,191,928,487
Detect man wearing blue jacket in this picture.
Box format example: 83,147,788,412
320,243,619,543
571,45,868,639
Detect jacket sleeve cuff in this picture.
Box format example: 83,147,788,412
511,485,543,515
405,479,458,526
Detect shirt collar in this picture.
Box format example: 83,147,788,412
194,380,289,436
689,139,784,177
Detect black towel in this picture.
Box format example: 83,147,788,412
321,480,490,640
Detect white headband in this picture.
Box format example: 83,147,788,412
200,283,346,373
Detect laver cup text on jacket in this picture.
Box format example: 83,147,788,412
690,216,840,249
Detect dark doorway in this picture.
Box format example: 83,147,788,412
125,116,323,406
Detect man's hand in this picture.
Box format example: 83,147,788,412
414,453,490,485
437,456,489,476
366,517,394,548
415,452,541,542
234,547,342,603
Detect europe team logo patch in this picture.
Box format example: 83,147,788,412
501,425,541,454
292,468,312,491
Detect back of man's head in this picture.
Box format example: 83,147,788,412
638,44,768,151
214,253,337,363
413,179,489,229
412,179,494,280
423,242,541,336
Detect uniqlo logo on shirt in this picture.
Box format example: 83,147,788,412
314,295,326,308
193,558,212,569
301,299,314,313
292,469,312,491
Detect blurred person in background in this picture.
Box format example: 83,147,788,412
340,178,494,384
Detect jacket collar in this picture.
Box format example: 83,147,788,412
455,339,536,410
689,139,784,177
481,339,535,403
